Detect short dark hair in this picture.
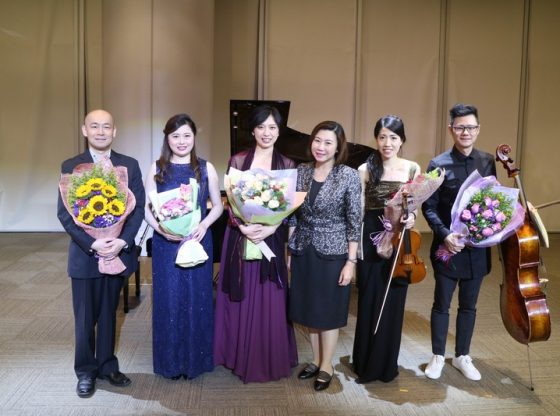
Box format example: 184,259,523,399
449,103,479,125
248,105,283,132
308,120,348,166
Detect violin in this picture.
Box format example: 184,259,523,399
374,191,426,334
496,144,550,344
391,191,426,284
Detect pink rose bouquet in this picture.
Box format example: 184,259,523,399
436,170,525,263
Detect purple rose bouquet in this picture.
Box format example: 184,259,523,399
436,170,525,263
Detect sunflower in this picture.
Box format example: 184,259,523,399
108,199,125,216
88,195,108,216
77,207,95,224
75,184,91,198
86,177,106,191
101,184,118,198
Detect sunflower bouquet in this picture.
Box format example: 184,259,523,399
59,159,136,274
67,164,127,228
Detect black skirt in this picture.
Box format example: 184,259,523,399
289,246,351,330
352,209,409,383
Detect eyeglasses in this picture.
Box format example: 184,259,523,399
451,125,480,134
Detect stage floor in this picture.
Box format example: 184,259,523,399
0,232,559,415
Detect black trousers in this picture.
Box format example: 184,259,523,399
430,273,483,357
71,276,124,379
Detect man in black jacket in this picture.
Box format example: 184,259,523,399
422,104,496,381
57,109,145,397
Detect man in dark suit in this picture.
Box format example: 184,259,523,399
57,109,145,397
422,104,496,381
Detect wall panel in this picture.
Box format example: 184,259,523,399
523,0,560,231
265,0,358,135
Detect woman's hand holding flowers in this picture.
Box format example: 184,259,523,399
239,223,279,244
400,211,417,230
190,222,208,242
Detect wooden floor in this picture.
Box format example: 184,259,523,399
0,232,559,416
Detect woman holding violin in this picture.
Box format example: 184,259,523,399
352,115,420,383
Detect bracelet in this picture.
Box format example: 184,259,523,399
347,257,358,264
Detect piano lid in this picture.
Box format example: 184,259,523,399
230,99,374,169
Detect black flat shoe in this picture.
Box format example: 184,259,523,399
314,370,333,391
298,363,320,380
76,376,96,398
99,371,131,387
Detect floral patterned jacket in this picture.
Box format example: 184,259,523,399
288,162,362,256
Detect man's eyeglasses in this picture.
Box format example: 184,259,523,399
451,125,480,134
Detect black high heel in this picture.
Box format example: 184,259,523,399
314,370,333,391
298,363,320,380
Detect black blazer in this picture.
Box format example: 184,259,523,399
57,150,145,278
422,146,496,279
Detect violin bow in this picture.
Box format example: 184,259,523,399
373,227,406,335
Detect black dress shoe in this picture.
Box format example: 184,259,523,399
298,363,320,380
76,376,96,398
99,371,131,387
170,375,181,380
314,370,333,391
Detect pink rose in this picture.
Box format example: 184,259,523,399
492,199,500,207
482,227,494,237
484,197,492,207
470,203,480,214
492,223,502,232
482,209,494,219
461,209,472,221
495,211,507,223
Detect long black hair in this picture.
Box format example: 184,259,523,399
367,115,406,185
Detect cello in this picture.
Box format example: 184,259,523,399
495,144,551,346
373,191,426,334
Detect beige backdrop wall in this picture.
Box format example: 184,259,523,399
0,0,558,232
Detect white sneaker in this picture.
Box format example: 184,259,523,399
425,354,445,379
452,355,481,381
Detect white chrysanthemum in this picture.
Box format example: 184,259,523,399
261,190,272,202
268,199,280,209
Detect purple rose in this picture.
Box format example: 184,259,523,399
470,203,480,214
482,209,494,219
461,209,472,221
495,211,507,223
482,227,494,237
492,223,502,232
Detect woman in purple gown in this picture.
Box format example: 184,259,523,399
213,105,298,382
145,114,223,379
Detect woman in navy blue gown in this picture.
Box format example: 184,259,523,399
145,113,223,379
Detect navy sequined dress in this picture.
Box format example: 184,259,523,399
151,160,214,379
